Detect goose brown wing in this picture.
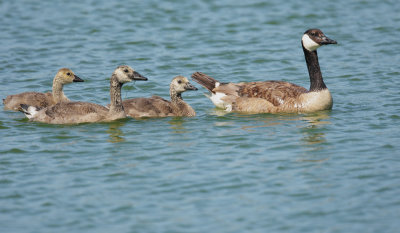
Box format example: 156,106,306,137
236,81,308,106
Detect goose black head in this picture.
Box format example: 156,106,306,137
302,29,337,52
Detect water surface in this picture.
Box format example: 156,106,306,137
1,0,400,232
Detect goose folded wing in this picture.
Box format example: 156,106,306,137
236,81,308,106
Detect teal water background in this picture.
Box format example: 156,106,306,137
1,0,400,232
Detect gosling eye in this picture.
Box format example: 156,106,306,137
124,69,129,73
66,72,71,76
177,80,182,84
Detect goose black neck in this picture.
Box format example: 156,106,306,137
302,45,327,91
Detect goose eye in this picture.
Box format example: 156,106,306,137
124,69,129,73
66,72,71,76
177,80,182,84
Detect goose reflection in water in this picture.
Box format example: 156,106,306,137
299,111,331,145
230,111,332,161
298,111,331,162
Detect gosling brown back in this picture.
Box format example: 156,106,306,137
122,76,197,118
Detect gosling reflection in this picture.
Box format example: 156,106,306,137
106,120,126,143
168,117,187,134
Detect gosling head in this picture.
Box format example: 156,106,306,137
56,68,84,84
171,76,198,94
113,65,148,84
301,29,337,52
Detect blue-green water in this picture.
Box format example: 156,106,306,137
1,0,400,232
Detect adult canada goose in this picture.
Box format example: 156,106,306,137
19,65,147,124
119,76,198,118
3,68,84,111
192,28,337,113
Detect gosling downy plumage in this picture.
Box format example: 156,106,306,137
3,68,84,111
192,28,337,114
121,76,198,118
19,65,147,124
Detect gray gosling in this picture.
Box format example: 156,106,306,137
3,68,84,111
19,65,147,124
192,28,337,114
120,76,198,118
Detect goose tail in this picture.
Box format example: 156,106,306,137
191,72,219,93
19,104,40,119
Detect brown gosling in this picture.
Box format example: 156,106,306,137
3,68,84,111
120,76,198,118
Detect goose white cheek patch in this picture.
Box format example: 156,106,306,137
302,34,321,51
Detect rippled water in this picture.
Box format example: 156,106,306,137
1,0,400,232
